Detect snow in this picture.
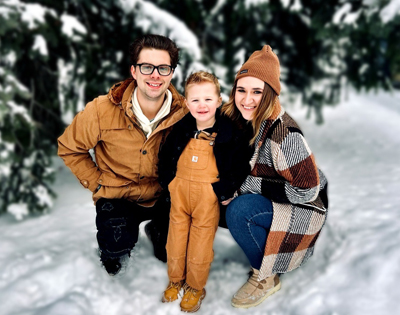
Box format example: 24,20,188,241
119,0,203,87
7,100,33,123
233,48,246,73
20,3,50,29
32,35,48,56
3,0,57,30
6,203,28,221
280,0,302,11
3,70,29,93
245,0,269,9
210,0,228,15
380,0,400,23
124,0,201,61
333,3,358,25
60,14,87,39
332,0,400,25
359,63,369,75
33,185,53,209
1,89,400,314
0,2,14,18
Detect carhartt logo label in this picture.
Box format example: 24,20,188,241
192,156,198,162
240,69,248,74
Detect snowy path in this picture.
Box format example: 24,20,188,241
1,91,399,315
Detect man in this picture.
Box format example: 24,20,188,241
58,34,188,275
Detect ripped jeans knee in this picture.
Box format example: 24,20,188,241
95,200,137,258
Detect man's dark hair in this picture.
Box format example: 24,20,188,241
129,34,180,69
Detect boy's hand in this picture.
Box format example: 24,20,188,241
221,198,233,206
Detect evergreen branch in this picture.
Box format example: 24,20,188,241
30,78,35,149
32,100,65,125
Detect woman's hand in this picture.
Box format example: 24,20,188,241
221,198,233,206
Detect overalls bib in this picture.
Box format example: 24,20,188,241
166,132,220,290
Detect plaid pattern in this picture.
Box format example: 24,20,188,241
239,103,328,280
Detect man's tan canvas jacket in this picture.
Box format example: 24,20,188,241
58,78,188,206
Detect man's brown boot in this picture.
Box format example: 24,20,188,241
231,268,281,308
162,280,185,303
180,283,206,313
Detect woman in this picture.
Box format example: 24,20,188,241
221,45,328,309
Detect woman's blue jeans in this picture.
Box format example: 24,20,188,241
226,194,273,270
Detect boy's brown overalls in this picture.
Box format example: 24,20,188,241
166,131,220,290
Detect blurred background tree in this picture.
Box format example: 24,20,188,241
1,0,399,218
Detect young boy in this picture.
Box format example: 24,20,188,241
157,71,251,312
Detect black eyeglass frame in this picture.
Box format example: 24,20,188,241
135,63,174,76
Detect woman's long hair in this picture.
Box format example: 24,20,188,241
221,80,278,145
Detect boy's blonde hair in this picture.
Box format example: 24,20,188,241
184,71,221,97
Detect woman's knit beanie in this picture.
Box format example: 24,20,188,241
235,45,281,95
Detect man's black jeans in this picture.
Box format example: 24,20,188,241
95,196,170,259
96,196,229,260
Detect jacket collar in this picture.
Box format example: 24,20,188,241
178,108,234,143
107,78,134,106
107,78,188,128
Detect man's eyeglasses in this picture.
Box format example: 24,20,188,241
135,63,174,76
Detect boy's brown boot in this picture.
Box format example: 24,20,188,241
162,280,185,303
180,283,206,313
231,268,281,308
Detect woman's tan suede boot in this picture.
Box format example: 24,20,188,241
162,280,185,302
231,268,281,308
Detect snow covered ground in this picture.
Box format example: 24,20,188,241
1,90,399,315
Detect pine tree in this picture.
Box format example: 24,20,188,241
1,1,73,218
0,0,203,218
152,0,400,122
1,0,399,218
